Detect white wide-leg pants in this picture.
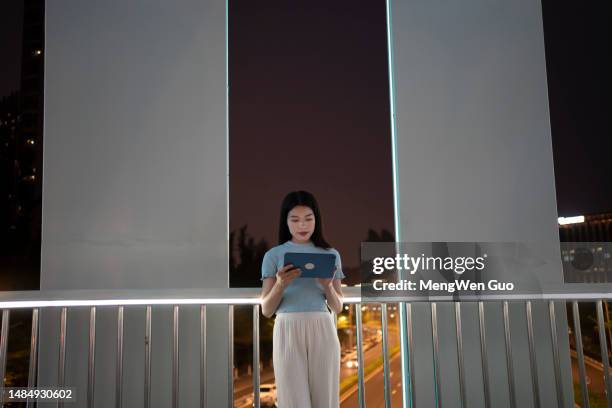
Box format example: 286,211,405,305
273,312,341,408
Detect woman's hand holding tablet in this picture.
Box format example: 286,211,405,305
275,264,301,289
316,267,337,290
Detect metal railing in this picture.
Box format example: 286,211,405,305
1,289,612,408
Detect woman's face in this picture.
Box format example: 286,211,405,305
287,205,315,243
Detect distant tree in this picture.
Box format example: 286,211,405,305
358,228,395,285
229,226,273,370
229,225,269,288
360,228,394,264
365,228,394,242
229,229,236,275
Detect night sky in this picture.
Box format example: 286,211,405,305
228,0,395,268
0,1,23,97
541,1,612,217
1,1,610,271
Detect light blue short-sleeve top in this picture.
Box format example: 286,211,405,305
261,241,345,314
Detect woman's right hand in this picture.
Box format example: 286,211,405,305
275,264,301,289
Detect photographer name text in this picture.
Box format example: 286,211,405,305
372,279,515,292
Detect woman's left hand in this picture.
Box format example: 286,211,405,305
316,269,337,290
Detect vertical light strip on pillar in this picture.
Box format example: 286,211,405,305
384,0,412,404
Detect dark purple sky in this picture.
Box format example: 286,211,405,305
228,0,395,268
541,1,612,217
0,1,23,97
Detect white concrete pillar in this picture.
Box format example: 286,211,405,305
389,0,573,406
40,1,229,407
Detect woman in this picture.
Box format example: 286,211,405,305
261,190,344,408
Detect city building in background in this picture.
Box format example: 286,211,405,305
0,0,44,290
0,92,21,252
560,213,612,284
560,213,612,242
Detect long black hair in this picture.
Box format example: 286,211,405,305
278,191,331,249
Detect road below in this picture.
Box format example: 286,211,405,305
341,352,403,408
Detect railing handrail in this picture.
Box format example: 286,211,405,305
4,287,612,308
0,287,359,308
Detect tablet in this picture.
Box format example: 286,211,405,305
283,252,337,279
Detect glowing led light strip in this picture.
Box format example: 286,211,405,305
6,293,612,309
0,298,256,308
384,0,413,405
0,296,363,309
